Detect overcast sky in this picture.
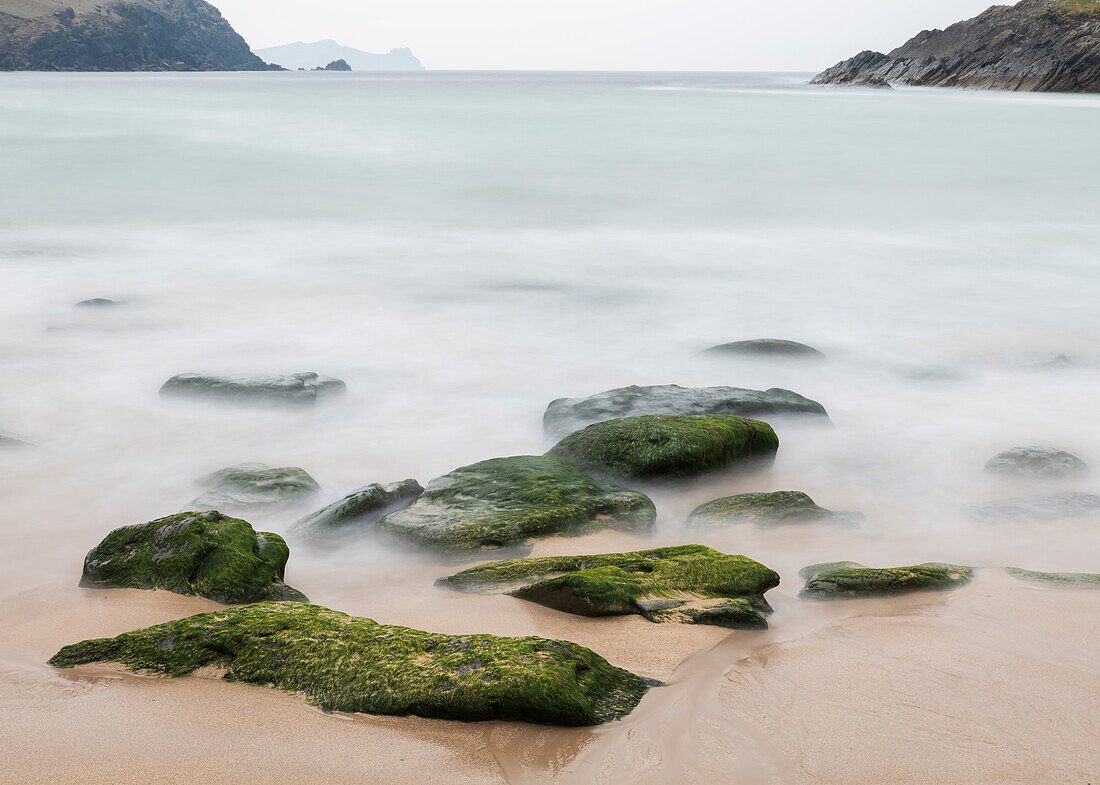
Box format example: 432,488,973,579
215,0,997,71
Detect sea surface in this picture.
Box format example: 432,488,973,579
0,71,1098,784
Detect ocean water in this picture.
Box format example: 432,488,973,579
0,71,1098,783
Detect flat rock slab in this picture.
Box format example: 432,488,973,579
49,602,648,726
687,491,849,530
547,415,778,481
968,493,1100,522
80,511,307,604
160,372,346,405
985,446,1088,478
378,456,655,553
188,463,319,513
544,384,828,438
295,479,424,535
439,544,779,629
800,561,973,599
703,339,825,359
1006,567,1100,588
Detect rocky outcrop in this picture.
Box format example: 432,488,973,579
800,562,973,599
439,545,780,629
0,0,279,71
377,456,655,552
321,58,350,71
160,372,346,405
544,384,828,438
687,491,849,530
188,463,320,513
547,415,778,481
49,601,648,726
704,339,825,359
812,0,1100,92
985,446,1088,478
79,511,307,603
294,479,423,535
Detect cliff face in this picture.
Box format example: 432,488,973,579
813,0,1100,92
0,0,277,71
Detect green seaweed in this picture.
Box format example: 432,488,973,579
440,544,779,628
687,491,844,530
546,415,778,481
49,602,648,727
80,511,307,604
799,561,972,599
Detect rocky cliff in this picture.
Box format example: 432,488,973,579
0,0,277,70
813,0,1100,92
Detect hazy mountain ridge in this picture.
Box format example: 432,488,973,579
813,0,1100,92
0,0,276,71
256,39,424,71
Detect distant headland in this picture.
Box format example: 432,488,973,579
256,40,424,71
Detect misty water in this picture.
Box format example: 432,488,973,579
1,72,1098,783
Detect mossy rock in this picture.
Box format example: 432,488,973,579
687,491,848,530
799,561,972,599
294,479,423,535
440,544,779,629
160,372,346,405
984,446,1088,478
547,415,778,481
1006,567,1100,588
80,511,307,604
188,463,320,513
49,602,647,726
378,456,655,552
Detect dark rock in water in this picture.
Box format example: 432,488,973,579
544,384,828,438
703,339,825,359
985,446,1088,478
79,511,307,603
378,456,655,552
547,415,778,481
0,433,31,449
323,58,351,71
812,0,1100,92
294,479,424,535
75,298,124,308
968,492,1100,522
160,372,346,405
799,561,973,599
687,491,850,530
1006,567,1100,587
439,544,780,629
0,0,282,72
49,601,647,726
188,463,319,513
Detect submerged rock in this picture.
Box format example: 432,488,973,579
799,561,973,599
687,491,849,530
703,339,825,359
378,456,655,552
1006,567,1100,588
544,384,828,438
0,434,31,449
75,298,124,308
985,446,1088,478
439,544,780,629
188,463,319,513
160,372,346,405
968,492,1100,522
49,602,647,726
294,479,424,535
79,511,307,603
547,415,778,481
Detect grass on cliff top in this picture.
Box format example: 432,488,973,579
1053,0,1100,17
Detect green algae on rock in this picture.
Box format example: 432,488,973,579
439,545,780,629
547,415,778,481
687,491,847,530
294,479,424,535
49,602,647,726
1006,567,1100,588
188,463,320,513
378,456,655,552
80,511,307,604
799,561,972,599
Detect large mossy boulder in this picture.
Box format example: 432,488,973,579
544,384,827,438
547,415,778,481
49,602,647,726
968,492,1100,522
703,339,825,359
160,372,346,405
80,511,307,604
1006,567,1100,588
377,456,655,552
295,479,424,535
985,446,1087,478
799,561,972,599
439,545,780,629
188,463,320,513
687,491,846,530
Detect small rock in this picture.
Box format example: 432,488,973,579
160,372,346,405
703,339,825,359
985,446,1087,478
294,479,424,535
968,493,1100,522
799,561,972,599
189,463,319,513
75,298,125,308
1006,567,1100,588
687,490,850,530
